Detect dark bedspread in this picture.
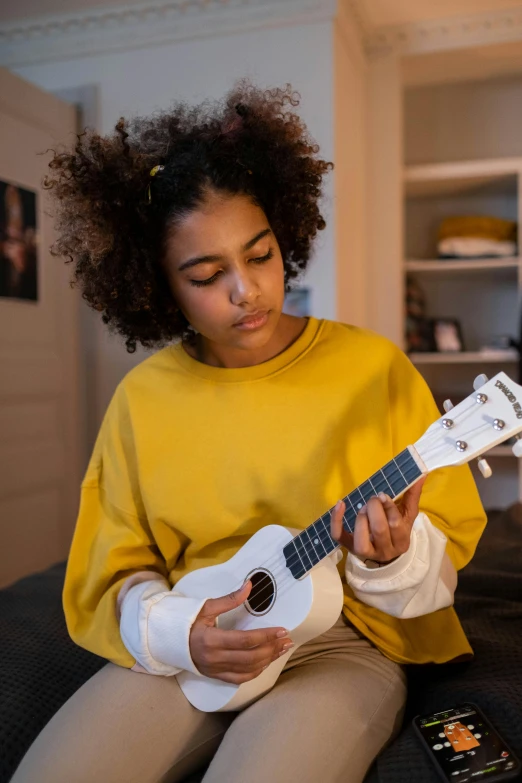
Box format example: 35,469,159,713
366,504,522,782
1,505,522,783
0,565,106,782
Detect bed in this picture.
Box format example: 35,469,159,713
2,504,522,783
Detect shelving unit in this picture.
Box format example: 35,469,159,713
403,157,522,507
409,350,519,365
405,258,519,273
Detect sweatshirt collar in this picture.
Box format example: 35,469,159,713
171,317,323,382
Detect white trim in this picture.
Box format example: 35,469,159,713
365,6,522,59
0,0,337,67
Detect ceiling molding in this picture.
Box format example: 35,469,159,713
0,0,337,67
365,5,522,60
3,0,522,69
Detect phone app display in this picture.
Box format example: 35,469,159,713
416,706,519,782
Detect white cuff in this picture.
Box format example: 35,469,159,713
345,512,457,618
116,570,166,619
119,575,207,676
147,592,206,674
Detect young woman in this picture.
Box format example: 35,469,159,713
13,82,486,783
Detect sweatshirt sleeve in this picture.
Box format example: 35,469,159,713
345,513,457,618
345,346,487,619
117,572,206,676
63,383,184,668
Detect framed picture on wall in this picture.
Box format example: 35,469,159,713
0,179,38,301
432,318,465,353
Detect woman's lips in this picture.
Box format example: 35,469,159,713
233,310,270,331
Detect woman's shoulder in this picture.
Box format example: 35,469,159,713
113,345,188,404
319,319,402,363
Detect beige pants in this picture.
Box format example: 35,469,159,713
12,617,406,783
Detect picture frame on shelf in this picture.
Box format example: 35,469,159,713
432,318,465,353
406,316,434,354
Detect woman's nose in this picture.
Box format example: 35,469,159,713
230,269,259,306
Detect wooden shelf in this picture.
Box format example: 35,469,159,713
409,350,519,364
404,158,522,197
405,258,520,272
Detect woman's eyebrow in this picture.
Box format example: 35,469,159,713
178,228,272,271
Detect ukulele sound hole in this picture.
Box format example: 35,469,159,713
245,569,276,616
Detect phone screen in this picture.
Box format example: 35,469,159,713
414,704,520,782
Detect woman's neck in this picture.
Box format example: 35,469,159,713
184,314,308,369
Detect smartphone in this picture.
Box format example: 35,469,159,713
413,703,521,782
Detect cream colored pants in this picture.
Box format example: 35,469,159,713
12,616,406,783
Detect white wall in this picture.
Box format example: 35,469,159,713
14,21,335,448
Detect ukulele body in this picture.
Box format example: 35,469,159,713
176,524,344,712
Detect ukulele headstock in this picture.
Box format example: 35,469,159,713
414,372,522,473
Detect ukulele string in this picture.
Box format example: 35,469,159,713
237,511,340,596
234,396,492,607
419,419,492,462
234,455,420,606
414,396,487,463
238,446,434,607
227,511,348,608
239,452,419,600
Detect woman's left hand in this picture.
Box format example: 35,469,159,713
330,477,426,565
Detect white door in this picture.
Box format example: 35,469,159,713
0,68,82,587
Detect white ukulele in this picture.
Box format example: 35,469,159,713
176,371,522,712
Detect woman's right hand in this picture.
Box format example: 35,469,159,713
189,581,294,684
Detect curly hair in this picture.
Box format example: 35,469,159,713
44,81,333,352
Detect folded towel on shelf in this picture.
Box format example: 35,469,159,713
437,215,517,258
438,237,517,258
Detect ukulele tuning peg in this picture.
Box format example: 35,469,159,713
473,374,489,390
443,399,454,412
477,458,492,478
512,439,522,459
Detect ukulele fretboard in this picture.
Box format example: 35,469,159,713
283,448,422,580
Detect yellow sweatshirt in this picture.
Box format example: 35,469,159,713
64,318,486,669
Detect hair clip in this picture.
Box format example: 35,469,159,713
236,159,253,176
147,164,165,204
